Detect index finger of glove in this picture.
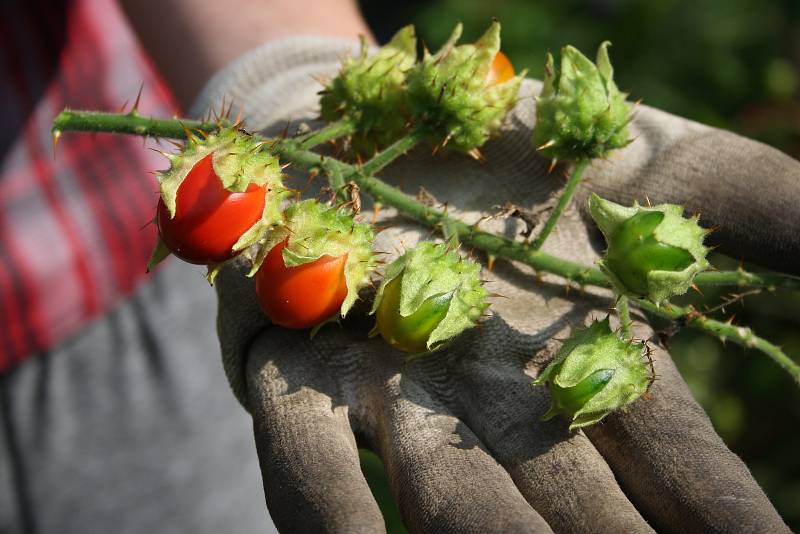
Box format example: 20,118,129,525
584,337,789,533
215,259,271,409
246,331,386,533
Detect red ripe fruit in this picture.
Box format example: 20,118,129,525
156,154,266,265
255,239,349,329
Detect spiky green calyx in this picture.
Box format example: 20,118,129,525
406,22,525,154
588,194,710,303
250,199,375,316
533,318,650,430
319,25,417,155
150,127,289,279
370,241,489,355
534,42,632,162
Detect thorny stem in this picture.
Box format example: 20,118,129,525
530,159,590,250
278,141,612,285
51,109,220,139
635,299,800,385
296,119,357,150
617,295,632,339
51,109,800,384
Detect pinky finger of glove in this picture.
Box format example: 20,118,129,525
585,341,789,534
246,332,386,533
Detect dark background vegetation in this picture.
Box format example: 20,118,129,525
357,0,800,531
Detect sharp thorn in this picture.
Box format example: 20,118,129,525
131,82,144,114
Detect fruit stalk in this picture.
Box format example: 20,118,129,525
617,294,632,339
530,159,589,250
360,128,428,176
295,119,357,150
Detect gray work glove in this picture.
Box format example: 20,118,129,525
194,37,799,533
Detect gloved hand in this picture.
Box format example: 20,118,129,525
199,38,799,533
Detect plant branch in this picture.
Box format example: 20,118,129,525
50,110,800,292
50,109,800,383
52,109,219,139
276,142,611,286
635,299,800,385
530,159,590,250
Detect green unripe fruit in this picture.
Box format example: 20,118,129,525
606,211,695,296
375,277,453,354
406,22,525,154
533,319,650,430
547,368,616,419
534,42,632,162
589,194,710,303
320,25,417,156
370,241,489,357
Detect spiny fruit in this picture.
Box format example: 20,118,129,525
534,42,632,163
254,199,376,328
371,241,489,356
406,22,525,156
486,50,515,86
588,194,710,303
149,127,288,281
319,25,417,156
533,318,651,430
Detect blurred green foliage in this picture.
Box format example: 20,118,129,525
358,0,800,530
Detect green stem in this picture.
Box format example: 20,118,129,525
360,128,427,176
52,109,219,139
296,119,357,150
276,145,610,286
635,299,800,385
327,165,348,202
50,109,800,384
531,159,590,250
617,295,632,339
694,269,800,291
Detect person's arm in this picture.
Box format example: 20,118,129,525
119,0,373,109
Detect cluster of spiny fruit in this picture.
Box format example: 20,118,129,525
150,22,711,428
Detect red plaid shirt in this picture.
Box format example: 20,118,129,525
0,0,178,372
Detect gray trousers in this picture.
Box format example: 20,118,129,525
0,260,276,533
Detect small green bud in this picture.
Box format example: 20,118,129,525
534,42,632,161
250,199,376,316
588,194,710,303
320,26,417,155
406,22,525,154
370,241,489,356
533,318,650,430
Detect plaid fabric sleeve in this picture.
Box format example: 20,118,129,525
0,0,178,372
